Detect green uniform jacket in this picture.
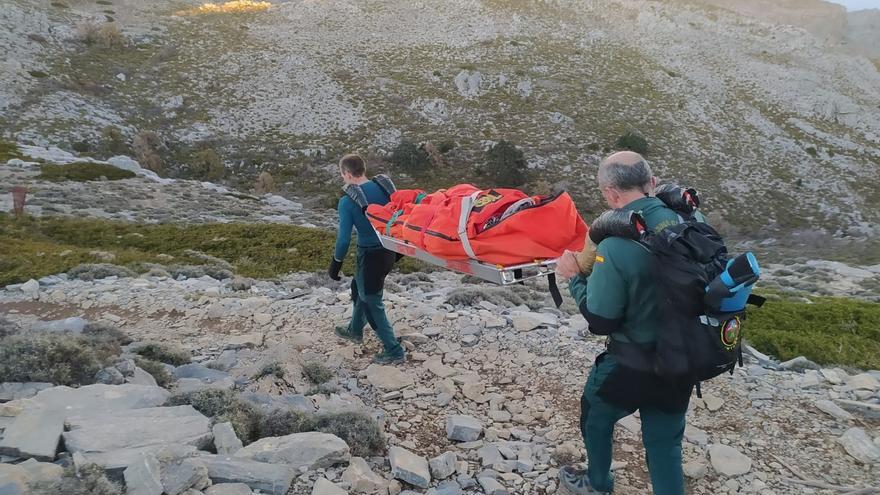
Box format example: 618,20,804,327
570,196,705,345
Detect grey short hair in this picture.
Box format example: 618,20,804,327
597,159,653,191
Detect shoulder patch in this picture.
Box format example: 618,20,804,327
595,255,605,263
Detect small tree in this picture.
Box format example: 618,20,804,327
390,140,429,172
616,131,649,155
133,131,164,175
254,171,276,194
192,149,225,181
483,140,527,188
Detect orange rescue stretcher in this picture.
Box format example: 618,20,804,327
366,184,588,291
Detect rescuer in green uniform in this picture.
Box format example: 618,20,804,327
554,151,698,495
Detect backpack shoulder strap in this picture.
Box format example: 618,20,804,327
372,174,396,198
342,184,369,211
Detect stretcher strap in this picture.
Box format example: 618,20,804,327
547,273,563,308
385,210,404,236
458,191,481,261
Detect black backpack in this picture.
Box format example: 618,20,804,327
591,185,764,389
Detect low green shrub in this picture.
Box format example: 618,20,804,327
615,131,648,154
133,342,191,366
191,149,225,181
390,140,429,173
0,139,23,161
745,295,880,369
254,361,285,380
82,322,132,346
135,357,174,388
30,464,121,495
483,140,527,188
0,213,342,286
313,411,384,457
68,263,137,281
258,408,314,438
0,333,121,386
38,163,135,182
166,389,262,444
301,361,333,385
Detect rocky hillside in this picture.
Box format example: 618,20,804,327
1,0,879,259
1,266,879,495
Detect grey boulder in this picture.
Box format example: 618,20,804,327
233,432,349,469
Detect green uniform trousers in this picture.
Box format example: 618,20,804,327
580,353,687,495
348,247,404,357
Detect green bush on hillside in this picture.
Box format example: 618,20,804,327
483,140,527,188
390,140,430,172
615,131,649,155
0,333,122,386
745,295,880,369
38,163,135,182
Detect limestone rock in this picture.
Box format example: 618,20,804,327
20,279,39,299
213,422,243,455
815,400,854,421
389,446,431,488
205,483,253,495
845,373,880,391
205,484,253,495
95,366,126,385
838,428,880,464
365,365,414,391
342,456,387,493
0,382,52,402
709,444,752,476
446,415,482,442
477,476,507,495
429,452,457,480
312,477,347,495
683,461,707,479
124,453,163,495
200,455,295,495
63,406,212,455
161,457,210,495
233,432,350,469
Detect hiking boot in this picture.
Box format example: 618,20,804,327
558,466,609,495
372,351,405,364
334,326,363,344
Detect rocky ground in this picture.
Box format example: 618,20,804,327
0,144,332,229
0,266,878,495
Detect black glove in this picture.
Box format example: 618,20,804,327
328,258,343,281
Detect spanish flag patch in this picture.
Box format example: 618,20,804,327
595,255,605,263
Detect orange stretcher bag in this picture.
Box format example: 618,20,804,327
366,184,588,266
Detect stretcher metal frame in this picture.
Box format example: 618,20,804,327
376,231,558,285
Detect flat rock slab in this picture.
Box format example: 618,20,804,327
200,454,296,495
76,444,199,475
838,427,880,464
446,415,482,442
234,432,349,469
709,444,752,476
0,383,53,402
365,365,414,391
213,422,243,455
124,453,163,495
312,477,346,495
64,405,212,455
26,384,171,413
0,409,63,461
390,446,431,488
205,484,254,495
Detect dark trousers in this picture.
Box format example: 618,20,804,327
347,247,403,357
580,353,688,494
